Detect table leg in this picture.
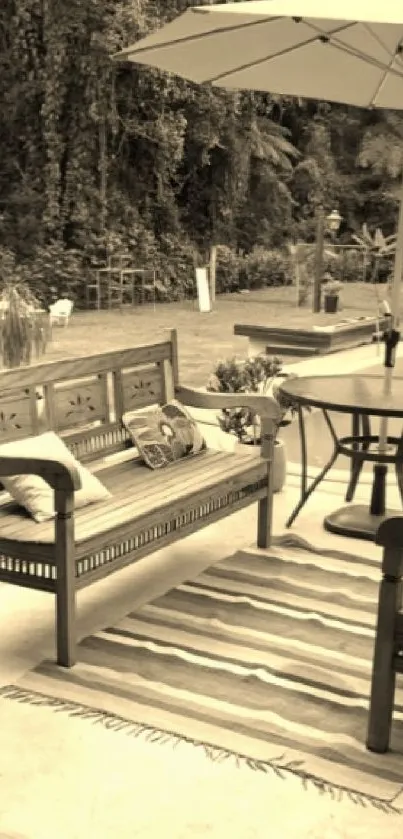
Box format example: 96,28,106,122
345,413,371,502
325,428,402,541
286,408,340,528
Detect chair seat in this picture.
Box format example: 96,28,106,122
0,447,265,550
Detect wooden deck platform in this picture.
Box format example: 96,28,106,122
234,317,390,358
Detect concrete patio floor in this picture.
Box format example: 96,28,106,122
1,473,403,839
0,340,403,838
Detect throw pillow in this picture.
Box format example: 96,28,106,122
122,400,206,469
0,431,111,522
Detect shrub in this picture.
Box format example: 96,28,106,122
321,247,364,284
240,247,292,290
157,234,201,300
23,241,85,307
338,247,365,283
215,245,243,294
0,282,49,368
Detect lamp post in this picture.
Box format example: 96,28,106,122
327,208,342,239
312,208,343,313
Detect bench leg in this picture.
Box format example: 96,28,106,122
55,580,76,668
257,464,274,549
54,491,76,667
257,496,273,548
366,558,402,752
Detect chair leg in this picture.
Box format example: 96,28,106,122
366,579,398,752
366,542,403,752
345,459,364,502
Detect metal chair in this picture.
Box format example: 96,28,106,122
87,254,157,310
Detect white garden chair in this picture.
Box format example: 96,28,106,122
49,298,74,327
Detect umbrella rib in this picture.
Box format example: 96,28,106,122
207,20,403,88
206,21,351,84
361,23,403,107
114,14,285,58
367,55,401,108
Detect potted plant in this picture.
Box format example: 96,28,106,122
322,276,343,313
0,248,50,368
0,282,49,368
207,354,300,492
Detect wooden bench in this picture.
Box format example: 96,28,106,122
366,516,403,752
0,329,281,668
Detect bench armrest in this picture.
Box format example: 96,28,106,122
175,385,282,423
176,385,281,461
0,455,82,492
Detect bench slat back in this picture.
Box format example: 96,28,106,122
0,336,177,461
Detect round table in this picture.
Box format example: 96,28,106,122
278,374,403,541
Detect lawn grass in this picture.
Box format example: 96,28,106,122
42,282,397,388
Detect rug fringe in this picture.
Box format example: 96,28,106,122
0,684,400,815
271,532,378,564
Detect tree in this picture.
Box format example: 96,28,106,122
0,0,401,304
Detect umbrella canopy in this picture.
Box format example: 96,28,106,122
116,1,403,109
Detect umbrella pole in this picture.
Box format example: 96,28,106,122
370,180,403,515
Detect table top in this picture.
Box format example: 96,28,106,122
278,374,403,418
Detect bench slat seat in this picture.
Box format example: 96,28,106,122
0,447,265,548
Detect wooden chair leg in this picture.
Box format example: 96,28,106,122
367,519,403,752
366,576,400,752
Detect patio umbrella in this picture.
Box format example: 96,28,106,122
114,1,403,513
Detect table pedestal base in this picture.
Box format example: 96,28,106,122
324,504,399,541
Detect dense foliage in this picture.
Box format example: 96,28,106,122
0,0,402,304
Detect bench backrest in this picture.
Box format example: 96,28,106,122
0,330,179,462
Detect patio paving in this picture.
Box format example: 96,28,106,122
1,466,402,839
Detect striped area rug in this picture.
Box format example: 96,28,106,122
1,537,403,813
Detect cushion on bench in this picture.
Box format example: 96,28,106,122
0,431,111,522
122,400,205,469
